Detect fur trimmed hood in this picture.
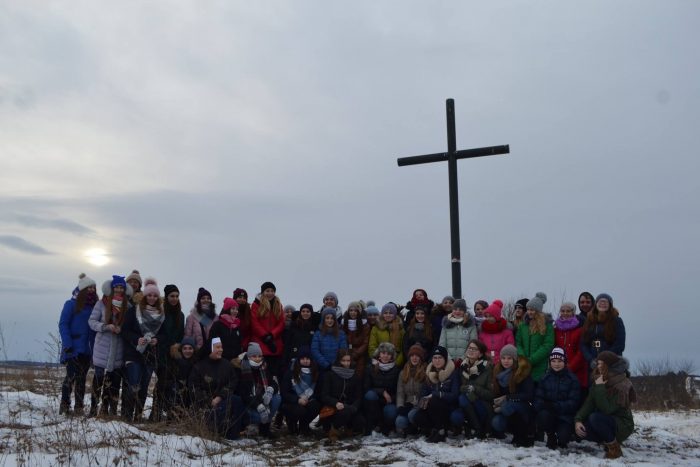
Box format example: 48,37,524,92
426,358,456,384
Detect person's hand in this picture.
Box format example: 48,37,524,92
575,421,586,438
595,375,605,385
336,402,344,411
112,325,121,334
493,395,507,407
298,397,308,406
149,337,158,347
466,385,475,394
263,386,274,405
211,396,222,407
138,337,146,346
383,391,392,404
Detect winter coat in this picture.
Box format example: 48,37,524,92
173,356,195,408
478,319,515,363
364,363,400,400
249,299,285,357
429,305,450,344
280,367,318,405
493,357,535,403
516,321,555,382
368,322,405,367
402,325,434,361
238,358,280,409
209,320,243,361
421,359,460,403
345,324,370,375
284,319,316,361
121,306,168,368
534,368,581,423
575,383,634,442
459,359,494,404
321,367,363,412
159,310,184,368
184,308,216,351
311,329,348,370
396,368,425,407
59,297,94,363
555,325,587,387
580,316,626,365
89,300,125,371
438,315,478,361
403,299,436,328
189,356,239,410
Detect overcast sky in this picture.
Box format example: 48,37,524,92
1,1,698,369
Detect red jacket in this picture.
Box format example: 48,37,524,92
555,326,587,387
250,299,285,357
478,318,514,363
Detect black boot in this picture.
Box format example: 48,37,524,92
260,423,279,439
427,428,446,443
463,404,485,439
546,432,558,450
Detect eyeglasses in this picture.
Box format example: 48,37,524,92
466,347,480,351
514,305,524,309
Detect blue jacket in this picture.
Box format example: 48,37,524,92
581,316,626,365
533,368,581,422
59,297,94,363
421,360,460,404
311,329,347,370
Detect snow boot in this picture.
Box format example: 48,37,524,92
546,433,558,450
605,440,623,459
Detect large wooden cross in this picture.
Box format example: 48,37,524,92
397,99,510,299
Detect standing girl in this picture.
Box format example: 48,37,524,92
403,304,434,361
368,303,405,367
516,292,555,383
342,301,370,378
581,293,626,369
185,287,217,351
250,281,286,378
478,299,514,363
438,299,478,361
59,273,97,415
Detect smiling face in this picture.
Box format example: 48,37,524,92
324,313,335,328
127,279,141,292
514,304,524,317
300,308,312,320
199,295,212,307
414,309,425,323
167,291,180,306
113,285,125,296
500,355,514,369
442,299,454,312
181,344,194,359
596,298,610,313
299,356,311,367
379,351,393,364
146,293,159,306
550,359,565,372
235,295,247,305
340,354,352,368
367,314,378,325
249,354,264,364
452,308,465,319
465,343,482,361
414,290,426,301
382,310,395,323
474,303,485,317
323,296,337,308
262,288,276,301
210,342,223,360
579,295,593,314
559,305,575,319
348,307,360,320
526,308,537,320
432,354,446,370
409,354,421,366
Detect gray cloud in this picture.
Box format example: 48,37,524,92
0,235,52,255
11,214,96,236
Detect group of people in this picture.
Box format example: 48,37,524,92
58,272,635,459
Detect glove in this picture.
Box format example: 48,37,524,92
303,388,314,399
262,386,274,405
263,334,273,345
257,403,270,424
397,403,414,417
466,385,475,394
493,395,507,407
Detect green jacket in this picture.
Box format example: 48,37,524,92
368,324,405,367
516,322,554,382
575,384,634,442
459,361,493,404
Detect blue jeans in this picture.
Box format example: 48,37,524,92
583,411,617,443
395,407,420,430
364,390,398,424
246,394,281,425
124,361,154,420
451,395,488,426
491,400,531,433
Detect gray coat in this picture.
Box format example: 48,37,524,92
438,314,478,360
396,371,424,407
89,301,124,371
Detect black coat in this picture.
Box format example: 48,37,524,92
533,368,581,419
364,364,400,400
121,306,168,367
321,368,363,411
284,319,317,361
188,356,239,410
237,359,279,409
208,321,242,361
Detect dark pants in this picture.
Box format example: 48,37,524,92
536,409,574,446
151,364,175,421
123,361,155,421
322,405,365,434
583,411,617,443
61,354,91,410
414,398,453,432
491,401,532,438
207,395,245,440
91,366,123,416
281,400,321,431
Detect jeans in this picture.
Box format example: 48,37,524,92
246,394,281,425
208,395,245,440
583,411,617,443
395,407,420,430
491,400,531,433
61,354,91,409
91,366,123,415
364,390,398,425
123,361,154,421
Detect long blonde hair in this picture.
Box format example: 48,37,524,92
528,311,547,335
257,294,283,319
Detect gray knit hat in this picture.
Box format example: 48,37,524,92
526,292,547,313
500,344,518,361
247,342,263,358
453,299,468,312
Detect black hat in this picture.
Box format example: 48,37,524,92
261,281,276,293
431,345,448,360
164,284,179,297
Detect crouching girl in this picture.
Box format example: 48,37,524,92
395,344,427,435
189,338,244,439
280,346,321,435
452,339,493,439
413,346,459,443
363,342,400,435
320,350,365,441
238,342,282,438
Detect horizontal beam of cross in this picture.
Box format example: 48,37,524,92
396,144,510,167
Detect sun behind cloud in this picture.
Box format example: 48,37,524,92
84,248,110,267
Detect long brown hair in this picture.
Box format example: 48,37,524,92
582,307,620,343
406,313,433,341
400,357,427,384
492,356,531,394
74,288,89,314
320,313,340,337
139,294,163,311
102,294,127,326
377,314,403,349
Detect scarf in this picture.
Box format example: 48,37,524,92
331,365,355,380
301,367,311,375
555,316,580,331
135,305,165,353
85,291,98,307
219,314,240,330
606,371,635,407
447,313,464,325
292,371,315,398
426,359,455,384
414,322,425,331
249,358,263,368
347,319,357,331
462,359,487,380
378,361,396,372
193,305,214,328
496,368,513,389
481,318,507,334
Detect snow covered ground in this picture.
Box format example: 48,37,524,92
1,388,699,466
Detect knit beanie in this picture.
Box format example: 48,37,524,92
442,296,455,304
321,307,337,321
515,298,529,310
222,297,238,311
260,281,276,293
500,344,518,361
374,342,397,360
596,293,614,309
247,342,263,358
408,344,426,361
366,304,380,316
111,275,127,289
323,291,339,305
526,292,547,313
164,284,179,297
453,299,468,312
431,345,449,361
549,347,567,363
233,288,248,300
77,273,96,291
197,287,212,302
142,277,159,297
126,270,142,286
381,303,398,317
484,299,504,319
299,303,314,313
284,304,296,314
181,336,196,348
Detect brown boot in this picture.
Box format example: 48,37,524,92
328,427,339,443
605,440,623,459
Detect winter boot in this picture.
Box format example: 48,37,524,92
463,404,484,439
605,440,623,459
260,423,279,439
59,402,70,415
427,428,446,443
328,426,340,443
546,433,558,450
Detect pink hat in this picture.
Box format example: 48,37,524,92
222,297,238,311
142,277,160,297
484,299,504,319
